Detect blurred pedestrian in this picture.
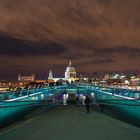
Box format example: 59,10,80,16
85,96,91,113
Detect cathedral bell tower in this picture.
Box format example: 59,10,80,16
48,70,53,80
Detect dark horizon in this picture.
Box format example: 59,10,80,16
0,68,138,81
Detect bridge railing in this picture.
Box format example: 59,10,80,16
0,86,67,128
76,83,140,100
0,99,61,128
0,85,68,103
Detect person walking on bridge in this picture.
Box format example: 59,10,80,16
85,96,91,113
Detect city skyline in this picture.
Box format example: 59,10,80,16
0,0,140,79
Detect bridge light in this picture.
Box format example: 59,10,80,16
91,93,95,98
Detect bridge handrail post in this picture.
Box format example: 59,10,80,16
27,90,29,97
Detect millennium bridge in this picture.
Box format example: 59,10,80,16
0,83,140,140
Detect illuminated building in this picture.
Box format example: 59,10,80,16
65,60,76,79
130,76,140,86
18,74,35,82
47,60,78,83
48,70,53,80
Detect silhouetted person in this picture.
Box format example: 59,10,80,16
85,96,91,113
76,96,79,105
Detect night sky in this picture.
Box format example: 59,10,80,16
0,0,140,79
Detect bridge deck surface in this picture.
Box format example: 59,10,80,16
0,105,140,140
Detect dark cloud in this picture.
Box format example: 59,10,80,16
62,8,101,27
94,45,140,54
76,58,114,65
0,35,66,56
97,0,112,5
92,58,114,64
0,0,140,78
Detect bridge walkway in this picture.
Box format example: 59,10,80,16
0,105,140,140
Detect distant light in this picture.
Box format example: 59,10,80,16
125,80,129,84
91,93,95,97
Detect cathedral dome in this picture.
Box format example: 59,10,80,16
65,61,76,79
